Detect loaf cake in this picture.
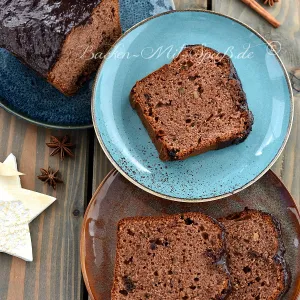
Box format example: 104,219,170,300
130,45,253,161
111,213,231,299
219,209,290,300
0,0,121,95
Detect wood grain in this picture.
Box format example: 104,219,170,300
212,0,300,207
174,0,207,9
92,136,113,193
0,108,89,300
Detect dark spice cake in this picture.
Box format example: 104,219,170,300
130,45,253,161
0,0,121,95
219,209,290,300
111,213,231,300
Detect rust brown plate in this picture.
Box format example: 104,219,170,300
80,170,300,300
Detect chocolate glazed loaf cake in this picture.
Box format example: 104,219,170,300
111,213,231,300
130,45,254,161
0,0,121,95
219,209,290,300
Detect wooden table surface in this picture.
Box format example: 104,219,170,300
0,0,299,299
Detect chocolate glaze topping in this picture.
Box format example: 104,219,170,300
0,0,103,76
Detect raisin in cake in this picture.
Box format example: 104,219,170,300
111,213,231,300
0,0,121,95
219,209,290,300
130,45,253,161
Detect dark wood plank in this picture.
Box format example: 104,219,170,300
212,0,300,207
92,136,113,193
0,108,90,300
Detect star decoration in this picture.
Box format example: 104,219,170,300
46,135,75,160
0,154,56,261
37,167,63,190
0,157,23,177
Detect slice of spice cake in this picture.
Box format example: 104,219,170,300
219,209,290,300
130,45,253,161
112,212,231,300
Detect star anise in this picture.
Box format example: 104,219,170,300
37,167,63,190
46,135,75,160
264,0,279,6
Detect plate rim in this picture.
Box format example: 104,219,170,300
92,9,294,203
80,169,300,300
0,98,93,130
80,169,118,300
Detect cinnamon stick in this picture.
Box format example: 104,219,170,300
241,0,281,28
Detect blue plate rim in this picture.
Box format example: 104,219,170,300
92,9,294,203
0,99,93,129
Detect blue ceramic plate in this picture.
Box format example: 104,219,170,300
92,10,293,202
0,0,174,129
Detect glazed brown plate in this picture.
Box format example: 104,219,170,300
80,169,300,300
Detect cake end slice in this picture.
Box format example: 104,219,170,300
219,209,290,300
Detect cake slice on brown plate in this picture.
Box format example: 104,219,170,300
219,209,290,300
130,45,253,161
111,212,231,300
0,0,121,95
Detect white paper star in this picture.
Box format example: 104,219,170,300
0,155,23,177
0,154,56,261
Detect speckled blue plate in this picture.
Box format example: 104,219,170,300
92,10,293,201
0,0,174,129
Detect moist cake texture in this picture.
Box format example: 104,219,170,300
0,0,121,95
130,45,253,161
111,213,231,300
219,209,290,300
